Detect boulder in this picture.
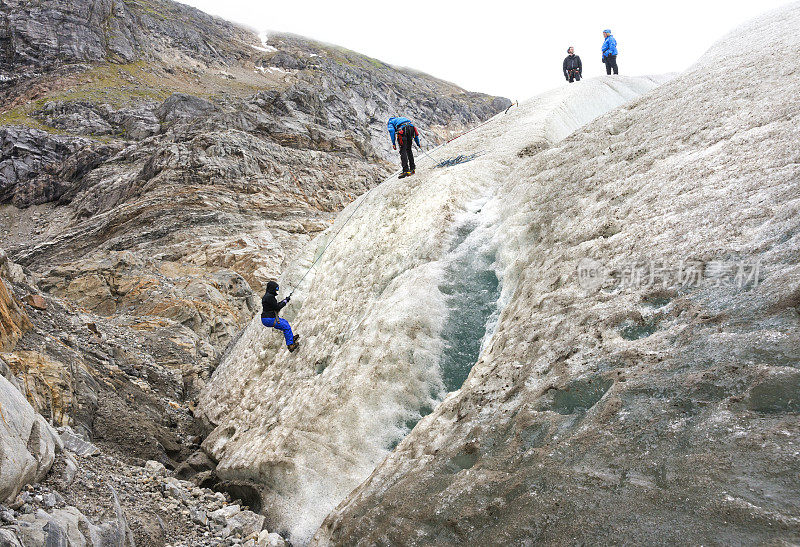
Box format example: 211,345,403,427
257,530,287,547
61,452,78,486
0,374,62,504
22,294,47,311
190,507,208,526
163,477,188,501
175,448,216,479
209,504,240,524
0,529,23,546
11,500,134,547
144,460,167,477
57,426,100,457
223,509,265,538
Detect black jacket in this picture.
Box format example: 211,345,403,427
261,293,287,318
563,54,582,77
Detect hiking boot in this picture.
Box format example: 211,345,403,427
409,169,415,175
287,335,300,352
398,172,409,179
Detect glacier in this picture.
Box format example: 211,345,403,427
196,74,671,542
314,3,800,545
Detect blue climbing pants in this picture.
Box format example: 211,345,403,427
261,317,295,346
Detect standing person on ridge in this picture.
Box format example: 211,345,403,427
387,116,421,179
261,281,300,352
563,46,582,82
602,29,619,75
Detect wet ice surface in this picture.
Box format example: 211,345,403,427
438,196,501,394
196,75,671,543
433,152,483,169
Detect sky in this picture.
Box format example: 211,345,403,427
180,0,793,100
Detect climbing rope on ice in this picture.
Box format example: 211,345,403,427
287,172,393,296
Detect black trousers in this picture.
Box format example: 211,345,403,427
567,69,581,83
605,55,618,75
398,125,416,173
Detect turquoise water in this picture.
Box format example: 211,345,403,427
387,207,501,450
438,219,501,392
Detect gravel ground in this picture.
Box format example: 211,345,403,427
1,447,288,546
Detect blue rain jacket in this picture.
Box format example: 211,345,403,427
602,34,618,58
387,117,420,146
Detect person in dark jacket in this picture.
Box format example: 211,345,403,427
261,281,300,352
563,47,582,82
387,116,421,179
602,29,619,75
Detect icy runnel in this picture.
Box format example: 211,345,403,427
438,196,501,394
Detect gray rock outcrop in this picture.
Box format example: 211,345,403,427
0,0,258,80
0,373,62,504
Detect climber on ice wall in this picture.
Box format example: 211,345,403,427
261,281,300,352
387,116,421,179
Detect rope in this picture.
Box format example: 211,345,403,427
288,173,394,295
287,101,518,295
443,100,518,145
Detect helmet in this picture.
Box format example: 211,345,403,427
266,281,279,295
603,29,612,34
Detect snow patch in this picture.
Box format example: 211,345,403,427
255,66,292,75
255,30,278,53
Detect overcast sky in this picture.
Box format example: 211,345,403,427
181,0,792,100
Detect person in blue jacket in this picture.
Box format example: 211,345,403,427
602,29,619,75
387,116,421,179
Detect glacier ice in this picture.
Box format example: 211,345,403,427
311,3,800,545
197,74,671,543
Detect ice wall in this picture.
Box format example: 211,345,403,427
197,75,670,543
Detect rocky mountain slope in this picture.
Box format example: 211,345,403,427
200,3,799,545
